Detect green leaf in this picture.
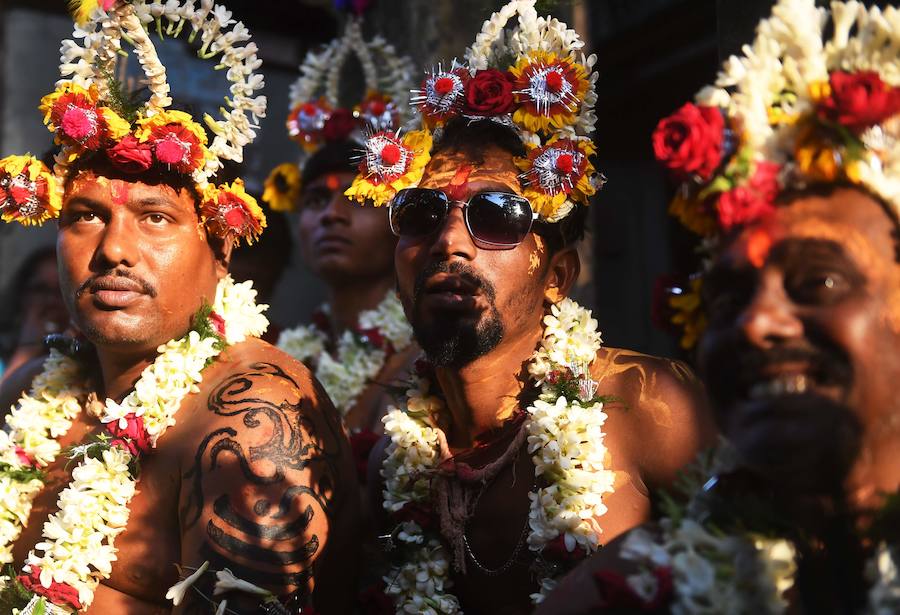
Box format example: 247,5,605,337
33,597,46,615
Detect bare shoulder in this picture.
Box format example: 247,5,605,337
593,347,715,488
174,337,359,612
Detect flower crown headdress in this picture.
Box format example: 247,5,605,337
261,15,415,213
654,0,900,348
344,0,605,223
0,0,268,245
655,0,900,239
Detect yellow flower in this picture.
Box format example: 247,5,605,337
669,277,707,350
509,52,590,134
345,129,432,207
134,110,209,145
38,82,100,130
0,155,62,226
668,192,718,237
201,179,267,246
795,141,840,182
100,107,132,141
517,137,598,221
262,163,301,213
808,80,832,103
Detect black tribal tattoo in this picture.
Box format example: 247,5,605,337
179,362,344,600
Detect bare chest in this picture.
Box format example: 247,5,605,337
449,418,650,613
11,412,183,606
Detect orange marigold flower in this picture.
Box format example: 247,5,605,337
201,179,267,245
0,155,61,226
149,123,207,174
510,52,589,133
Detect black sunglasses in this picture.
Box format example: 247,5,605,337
389,187,537,249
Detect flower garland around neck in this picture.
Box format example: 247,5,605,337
599,457,900,614
0,275,267,614
379,298,615,613
277,291,413,416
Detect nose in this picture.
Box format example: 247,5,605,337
737,273,803,349
93,214,140,270
319,193,352,226
429,203,476,261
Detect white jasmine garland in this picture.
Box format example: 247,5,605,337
0,276,266,612
380,298,611,611
58,0,267,188
277,292,413,417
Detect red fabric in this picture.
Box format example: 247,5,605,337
652,103,725,181
349,429,380,483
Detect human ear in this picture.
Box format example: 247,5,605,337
211,236,234,278
543,246,580,304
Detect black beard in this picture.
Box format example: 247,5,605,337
411,261,504,368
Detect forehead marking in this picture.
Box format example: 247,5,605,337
110,179,129,206
446,165,473,201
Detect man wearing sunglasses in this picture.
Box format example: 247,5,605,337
362,116,714,613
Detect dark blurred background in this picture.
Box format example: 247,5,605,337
0,0,777,372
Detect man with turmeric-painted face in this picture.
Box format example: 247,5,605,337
343,3,713,612
536,1,900,612
0,3,359,613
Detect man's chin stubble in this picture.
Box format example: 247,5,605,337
412,310,504,368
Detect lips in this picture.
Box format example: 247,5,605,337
736,361,848,405
315,233,353,251
89,276,146,309
422,273,482,311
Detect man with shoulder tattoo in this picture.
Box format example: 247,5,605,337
0,2,358,613
343,2,714,612
537,1,900,612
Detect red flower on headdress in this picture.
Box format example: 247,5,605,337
50,92,107,150
357,92,398,132
510,54,589,130
653,103,726,181
321,108,359,142
0,156,60,226
201,180,267,245
413,68,470,124
358,131,413,184
17,566,84,611
149,123,206,174
106,135,153,173
105,412,152,456
716,161,779,230
817,70,900,132
464,69,515,116
287,100,332,149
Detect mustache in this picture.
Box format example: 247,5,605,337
75,269,158,298
737,344,853,388
413,260,497,303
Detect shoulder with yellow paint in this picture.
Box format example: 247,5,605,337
590,346,716,490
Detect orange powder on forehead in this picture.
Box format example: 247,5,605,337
325,174,341,191
109,179,129,205
420,151,523,195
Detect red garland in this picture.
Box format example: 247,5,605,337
652,103,725,181
17,566,84,611
818,70,900,132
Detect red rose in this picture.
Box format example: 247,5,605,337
322,108,359,142
106,135,153,173
464,69,515,116
593,566,673,612
14,446,35,467
208,311,227,338
542,535,589,563
653,103,725,180
18,566,83,611
818,70,900,132
716,160,779,230
394,501,436,530
349,429,380,482
106,413,152,455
